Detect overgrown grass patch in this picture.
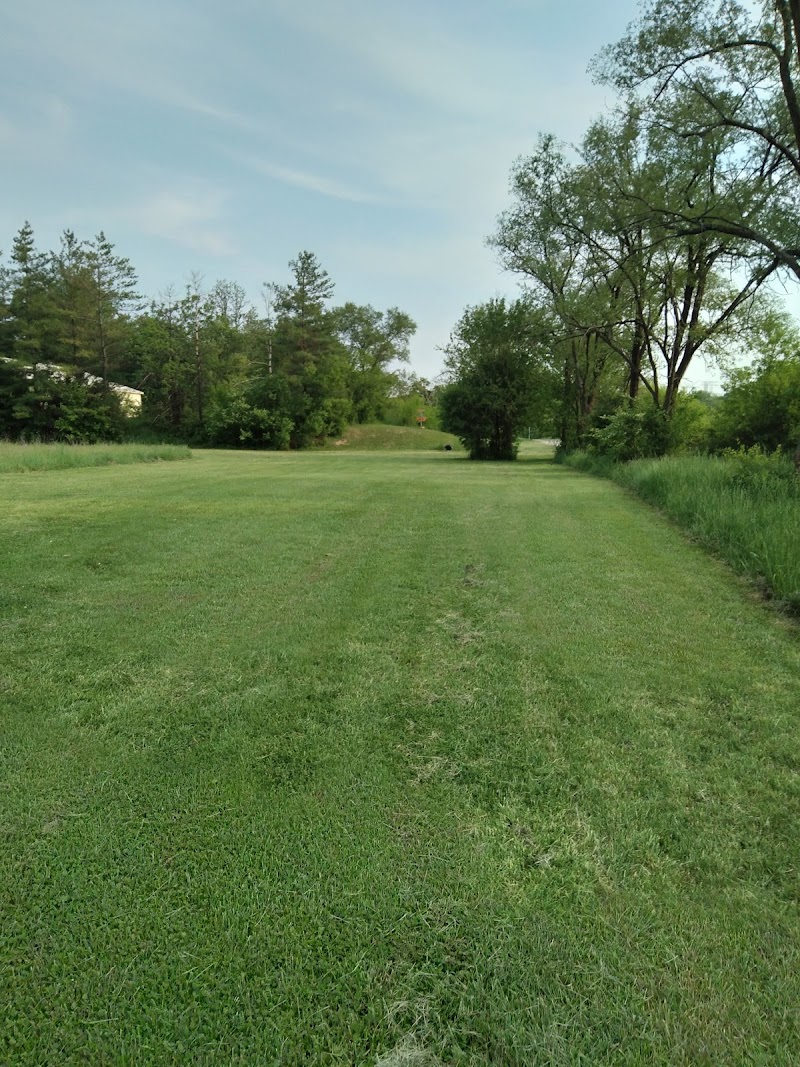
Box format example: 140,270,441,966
0,441,192,473
2,449,799,1063
564,449,800,613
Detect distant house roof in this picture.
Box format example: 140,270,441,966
85,375,144,398
29,363,143,397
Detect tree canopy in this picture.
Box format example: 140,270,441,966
439,298,558,459
0,231,418,447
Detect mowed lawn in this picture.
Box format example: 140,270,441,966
2,450,799,1065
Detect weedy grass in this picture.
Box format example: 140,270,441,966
0,441,191,473
565,449,800,613
317,423,462,451
1,449,799,1064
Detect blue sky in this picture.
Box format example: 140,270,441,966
2,0,655,380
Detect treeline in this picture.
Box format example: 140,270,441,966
442,0,800,461
0,224,427,445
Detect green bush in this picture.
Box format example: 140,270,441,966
587,405,670,462
383,393,441,430
669,394,716,453
712,356,800,453
206,392,292,450
715,445,798,495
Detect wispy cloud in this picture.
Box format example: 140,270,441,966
0,94,74,156
268,0,512,117
126,186,238,258
230,152,386,205
3,2,282,140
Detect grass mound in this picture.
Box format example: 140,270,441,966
318,423,461,451
0,442,192,473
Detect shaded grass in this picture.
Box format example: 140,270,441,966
565,450,800,613
316,423,462,451
1,450,799,1064
0,441,192,473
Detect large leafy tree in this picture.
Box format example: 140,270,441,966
126,283,248,437
491,136,616,447
712,306,800,450
439,298,556,459
334,303,416,422
176,277,247,431
125,295,190,432
584,108,775,413
593,0,800,280
493,112,774,450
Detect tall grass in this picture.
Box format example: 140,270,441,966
566,449,800,612
0,441,192,473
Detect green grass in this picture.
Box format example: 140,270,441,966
317,422,462,450
0,441,192,473
516,437,558,460
565,450,800,613
2,450,799,1064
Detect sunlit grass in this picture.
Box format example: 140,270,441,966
516,437,558,460
2,449,799,1063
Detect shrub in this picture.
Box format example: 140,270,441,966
669,394,716,453
587,405,670,462
712,356,800,453
206,393,292,450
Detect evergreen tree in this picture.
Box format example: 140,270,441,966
84,232,139,383
7,222,58,366
53,229,94,367
268,252,351,447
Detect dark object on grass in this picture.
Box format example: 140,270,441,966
444,444,452,451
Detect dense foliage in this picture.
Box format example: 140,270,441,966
0,230,417,447
439,298,558,459
439,0,800,460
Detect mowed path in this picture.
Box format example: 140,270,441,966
2,450,799,1065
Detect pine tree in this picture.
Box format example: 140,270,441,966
267,252,351,446
8,222,58,366
84,232,139,383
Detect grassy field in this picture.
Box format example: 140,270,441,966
2,449,799,1064
0,441,191,473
